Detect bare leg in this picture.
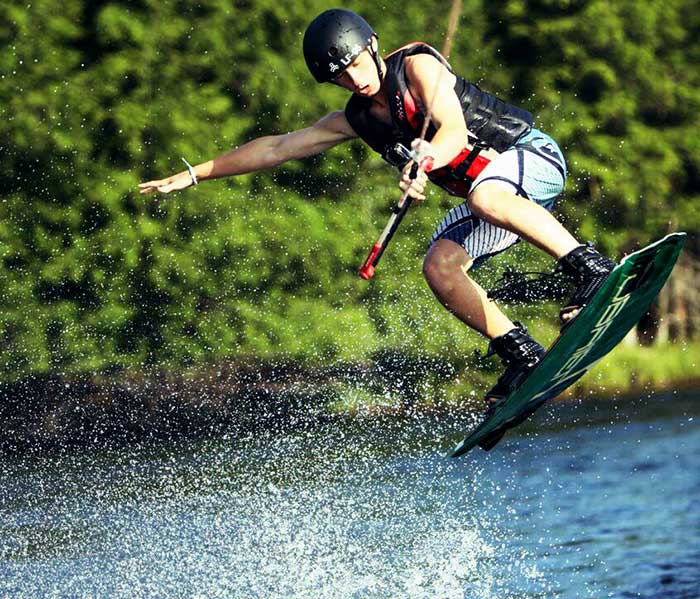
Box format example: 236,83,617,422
468,182,583,322
423,239,515,339
423,240,542,407
425,183,578,408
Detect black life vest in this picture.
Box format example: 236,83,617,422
344,42,533,197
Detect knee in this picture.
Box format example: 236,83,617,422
423,240,472,285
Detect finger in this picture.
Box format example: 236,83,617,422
404,167,424,183
141,184,168,195
409,180,425,194
139,180,166,188
410,185,425,195
141,185,161,195
402,160,417,176
410,190,426,201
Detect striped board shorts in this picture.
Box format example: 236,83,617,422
430,128,567,268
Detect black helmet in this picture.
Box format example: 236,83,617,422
303,9,377,83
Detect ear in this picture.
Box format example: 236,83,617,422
370,36,379,53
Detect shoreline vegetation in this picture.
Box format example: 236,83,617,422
2,340,698,456
2,2,699,456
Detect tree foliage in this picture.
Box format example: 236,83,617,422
1,0,698,380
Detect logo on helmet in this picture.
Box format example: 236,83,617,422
340,52,354,67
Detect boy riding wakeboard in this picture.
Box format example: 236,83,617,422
139,8,616,428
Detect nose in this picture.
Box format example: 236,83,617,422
344,66,362,88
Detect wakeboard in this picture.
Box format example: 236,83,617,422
450,232,686,457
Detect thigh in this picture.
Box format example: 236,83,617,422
429,201,520,269
430,129,566,269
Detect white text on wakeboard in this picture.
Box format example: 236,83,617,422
526,269,639,406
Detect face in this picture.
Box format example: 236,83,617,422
332,44,382,96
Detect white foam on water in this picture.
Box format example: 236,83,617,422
0,424,553,598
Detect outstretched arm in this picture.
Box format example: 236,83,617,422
138,111,357,195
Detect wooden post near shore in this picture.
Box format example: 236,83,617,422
625,243,699,346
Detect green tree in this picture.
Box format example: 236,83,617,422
1,0,697,382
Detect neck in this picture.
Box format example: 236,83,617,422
373,84,388,105
371,63,388,104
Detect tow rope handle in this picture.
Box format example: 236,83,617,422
358,196,414,280
359,159,431,280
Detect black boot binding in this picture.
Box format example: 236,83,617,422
558,243,616,328
479,323,546,450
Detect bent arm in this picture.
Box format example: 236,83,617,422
139,111,357,195
405,54,467,170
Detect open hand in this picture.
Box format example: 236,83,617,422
138,171,193,195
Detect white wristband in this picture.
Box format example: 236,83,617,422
181,157,198,186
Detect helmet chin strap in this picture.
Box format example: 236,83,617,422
369,45,383,83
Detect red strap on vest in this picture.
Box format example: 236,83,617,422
446,147,491,179
425,146,491,198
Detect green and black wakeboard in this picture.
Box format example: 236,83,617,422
450,232,686,458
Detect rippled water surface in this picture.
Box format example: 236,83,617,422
1,390,699,598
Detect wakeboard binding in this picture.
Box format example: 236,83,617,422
558,243,616,326
480,323,546,450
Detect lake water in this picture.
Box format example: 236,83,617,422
1,390,699,598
